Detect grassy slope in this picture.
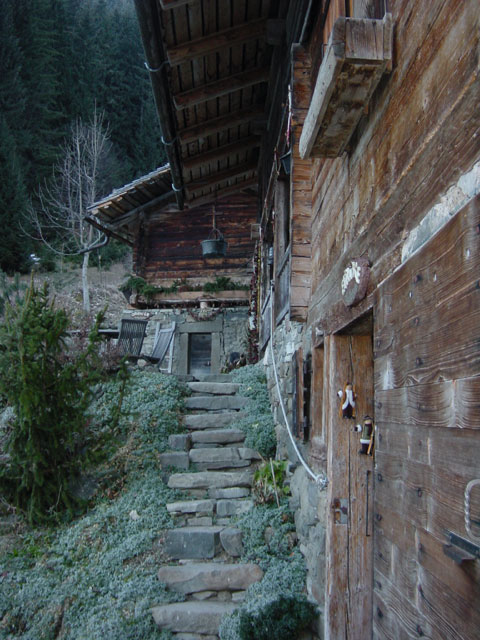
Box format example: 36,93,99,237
0,365,312,640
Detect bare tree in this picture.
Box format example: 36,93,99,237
29,109,111,313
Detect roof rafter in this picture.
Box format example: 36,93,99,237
182,137,260,172
166,18,267,66
178,107,264,145
173,67,269,110
185,161,257,195
185,177,258,209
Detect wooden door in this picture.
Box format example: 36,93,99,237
188,333,211,376
324,331,374,639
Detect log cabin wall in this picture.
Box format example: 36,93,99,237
283,0,480,638
132,193,257,285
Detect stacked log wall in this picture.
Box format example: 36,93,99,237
132,193,257,284
297,0,480,637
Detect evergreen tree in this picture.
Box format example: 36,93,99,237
0,282,106,523
0,0,167,273
0,116,32,273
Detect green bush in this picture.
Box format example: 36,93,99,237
203,276,248,292
223,594,316,640
0,282,112,523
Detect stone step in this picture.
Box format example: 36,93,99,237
165,526,224,559
167,499,215,516
189,447,260,470
185,395,248,412
159,451,189,470
168,470,253,491
168,433,192,451
216,499,254,518
187,382,240,395
190,429,245,446
184,412,245,430
152,601,236,636
194,374,232,383
209,487,250,499
158,562,263,595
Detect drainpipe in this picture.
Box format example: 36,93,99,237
134,0,184,209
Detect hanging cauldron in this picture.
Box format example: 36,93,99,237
201,227,227,257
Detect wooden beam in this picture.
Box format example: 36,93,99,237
173,67,269,110
159,0,197,9
92,190,176,229
266,19,286,46
185,177,258,209
185,162,257,194
182,136,260,171
178,107,263,144
166,18,267,66
85,215,134,246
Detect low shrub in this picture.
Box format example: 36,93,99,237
229,364,276,458
223,594,316,640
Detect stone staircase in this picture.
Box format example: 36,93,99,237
153,374,264,639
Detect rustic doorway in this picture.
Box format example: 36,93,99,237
188,333,212,376
324,311,374,639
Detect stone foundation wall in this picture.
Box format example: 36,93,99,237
261,317,327,628
121,306,249,374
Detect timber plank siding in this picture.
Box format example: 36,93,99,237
373,196,480,639
134,193,257,285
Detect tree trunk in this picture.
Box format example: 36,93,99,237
82,251,90,314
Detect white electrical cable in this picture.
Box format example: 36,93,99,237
269,285,328,488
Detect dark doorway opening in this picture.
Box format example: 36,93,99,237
188,333,212,376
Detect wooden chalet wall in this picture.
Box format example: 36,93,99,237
373,193,480,639
132,193,257,284
279,0,480,637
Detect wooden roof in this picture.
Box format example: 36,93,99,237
86,165,174,244
89,0,314,238
134,0,293,211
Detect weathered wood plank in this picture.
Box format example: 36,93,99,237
178,107,263,144
173,67,270,110
182,137,260,171
166,19,267,66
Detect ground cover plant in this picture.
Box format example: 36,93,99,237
228,364,277,458
219,502,316,640
219,364,316,640
0,371,187,639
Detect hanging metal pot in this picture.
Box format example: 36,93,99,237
201,227,227,257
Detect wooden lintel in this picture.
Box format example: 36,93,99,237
166,19,267,66
185,162,257,193
178,107,263,145
185,177,258,209
182,137,260,171
173,67,269,110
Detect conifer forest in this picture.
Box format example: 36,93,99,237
0,0,166,274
